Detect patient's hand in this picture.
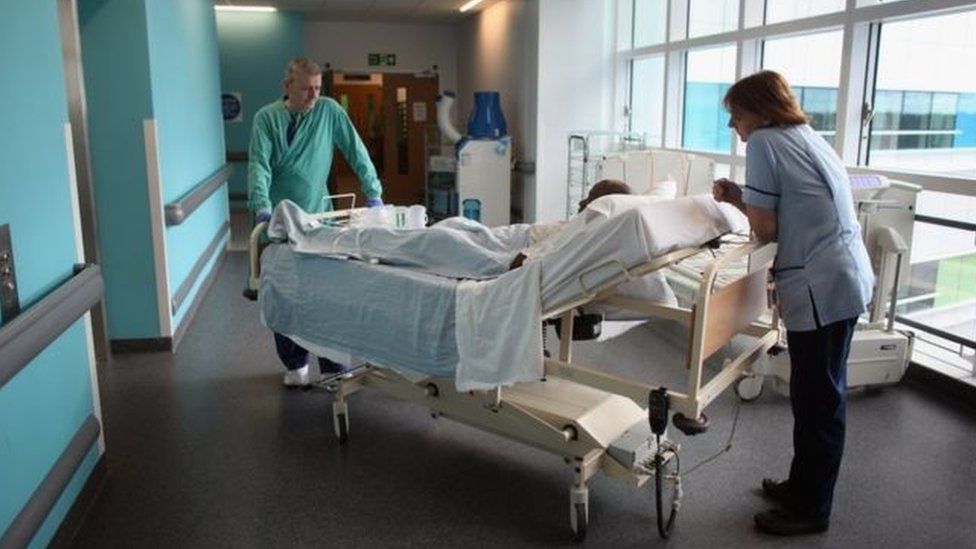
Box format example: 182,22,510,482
509,253,527,270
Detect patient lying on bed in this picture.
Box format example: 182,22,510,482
510,179,633,269
263,189,745,389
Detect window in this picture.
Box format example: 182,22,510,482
762,30,843,145
634,0,668,48
898,191,976,375
765,0,845,24
687,0,738,38
630,55,666,145
869,10,976,178
683,45,736,152
617,0,976,378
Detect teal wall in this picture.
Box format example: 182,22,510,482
80,0,228,339
0,1,100,546
144,0,228,330
215,10,304,198
79,0,159,338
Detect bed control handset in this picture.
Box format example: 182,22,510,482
648,388,669,436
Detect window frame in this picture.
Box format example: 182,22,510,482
614,0,976,195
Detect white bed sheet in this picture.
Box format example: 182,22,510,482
261,195,740,389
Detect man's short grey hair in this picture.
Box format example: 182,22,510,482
284,58,322,82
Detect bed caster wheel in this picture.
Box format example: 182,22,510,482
735,375,764,402
672,412,709,435
569,485,588,542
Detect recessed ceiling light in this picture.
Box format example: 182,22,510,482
214,5,277,12
459,0,485,13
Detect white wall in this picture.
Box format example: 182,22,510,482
535,0,616,222
304,20,458,93
456,0,539,221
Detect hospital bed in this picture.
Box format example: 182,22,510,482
590,148,917,398
247,199,779,540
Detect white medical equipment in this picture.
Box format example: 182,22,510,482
757,174,920,398
248,203,779,541
427,92,511,227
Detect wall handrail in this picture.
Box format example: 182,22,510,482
164,163,234,226
0,264,103,391
171,222,229,314
0,414,101,549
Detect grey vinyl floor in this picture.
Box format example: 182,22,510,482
71,252,976,548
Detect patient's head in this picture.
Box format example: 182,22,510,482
578,179,632,212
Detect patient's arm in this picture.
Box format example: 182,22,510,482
510,252,527,270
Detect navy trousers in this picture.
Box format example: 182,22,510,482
785,316,857,520
273,332,346,374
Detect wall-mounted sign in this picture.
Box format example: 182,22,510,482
412,102,427,122
222,92,243,122
367,53,397,67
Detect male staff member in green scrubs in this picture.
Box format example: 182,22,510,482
248,58,384,387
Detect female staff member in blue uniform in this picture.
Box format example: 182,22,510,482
249,58,384,388
713,70,874,536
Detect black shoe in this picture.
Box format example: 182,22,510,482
754,508,829,536
761,478,792,506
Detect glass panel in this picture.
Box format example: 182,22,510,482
630,55,666,146
634,0,668,48
898,191,976,375
683,45,737,152
687,0,738,38
869,90,903,151
765,0,845,24
869,10,976,178
762,30,844,146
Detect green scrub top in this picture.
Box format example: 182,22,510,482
247,97,382,215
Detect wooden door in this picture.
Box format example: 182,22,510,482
331,73,384,207
381,73,439,206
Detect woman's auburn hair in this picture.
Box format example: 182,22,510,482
723,70,809,126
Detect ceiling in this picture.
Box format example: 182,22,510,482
213,0,500,23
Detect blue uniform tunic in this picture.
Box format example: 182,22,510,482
742,124,874,331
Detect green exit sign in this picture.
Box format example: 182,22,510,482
368,53,396,66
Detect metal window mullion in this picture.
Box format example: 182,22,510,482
733,0,763,161
625,58,634,133
669,0,688,43
663,49,686,149
741,0,765,29
859,22,882,167
834,0,872,164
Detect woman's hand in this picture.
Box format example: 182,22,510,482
713,178,745,212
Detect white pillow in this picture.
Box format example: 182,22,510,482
583,193,667,219
646,178,677,201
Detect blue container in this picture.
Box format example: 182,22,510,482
462,198,482,222
467,91,508,139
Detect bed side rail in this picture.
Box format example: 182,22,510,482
678,241,778,418
545,239,780,423
244,195,362,300
542,247,702,320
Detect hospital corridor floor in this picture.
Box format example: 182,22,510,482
70,252,976,548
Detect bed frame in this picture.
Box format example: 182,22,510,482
247,206,780,540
